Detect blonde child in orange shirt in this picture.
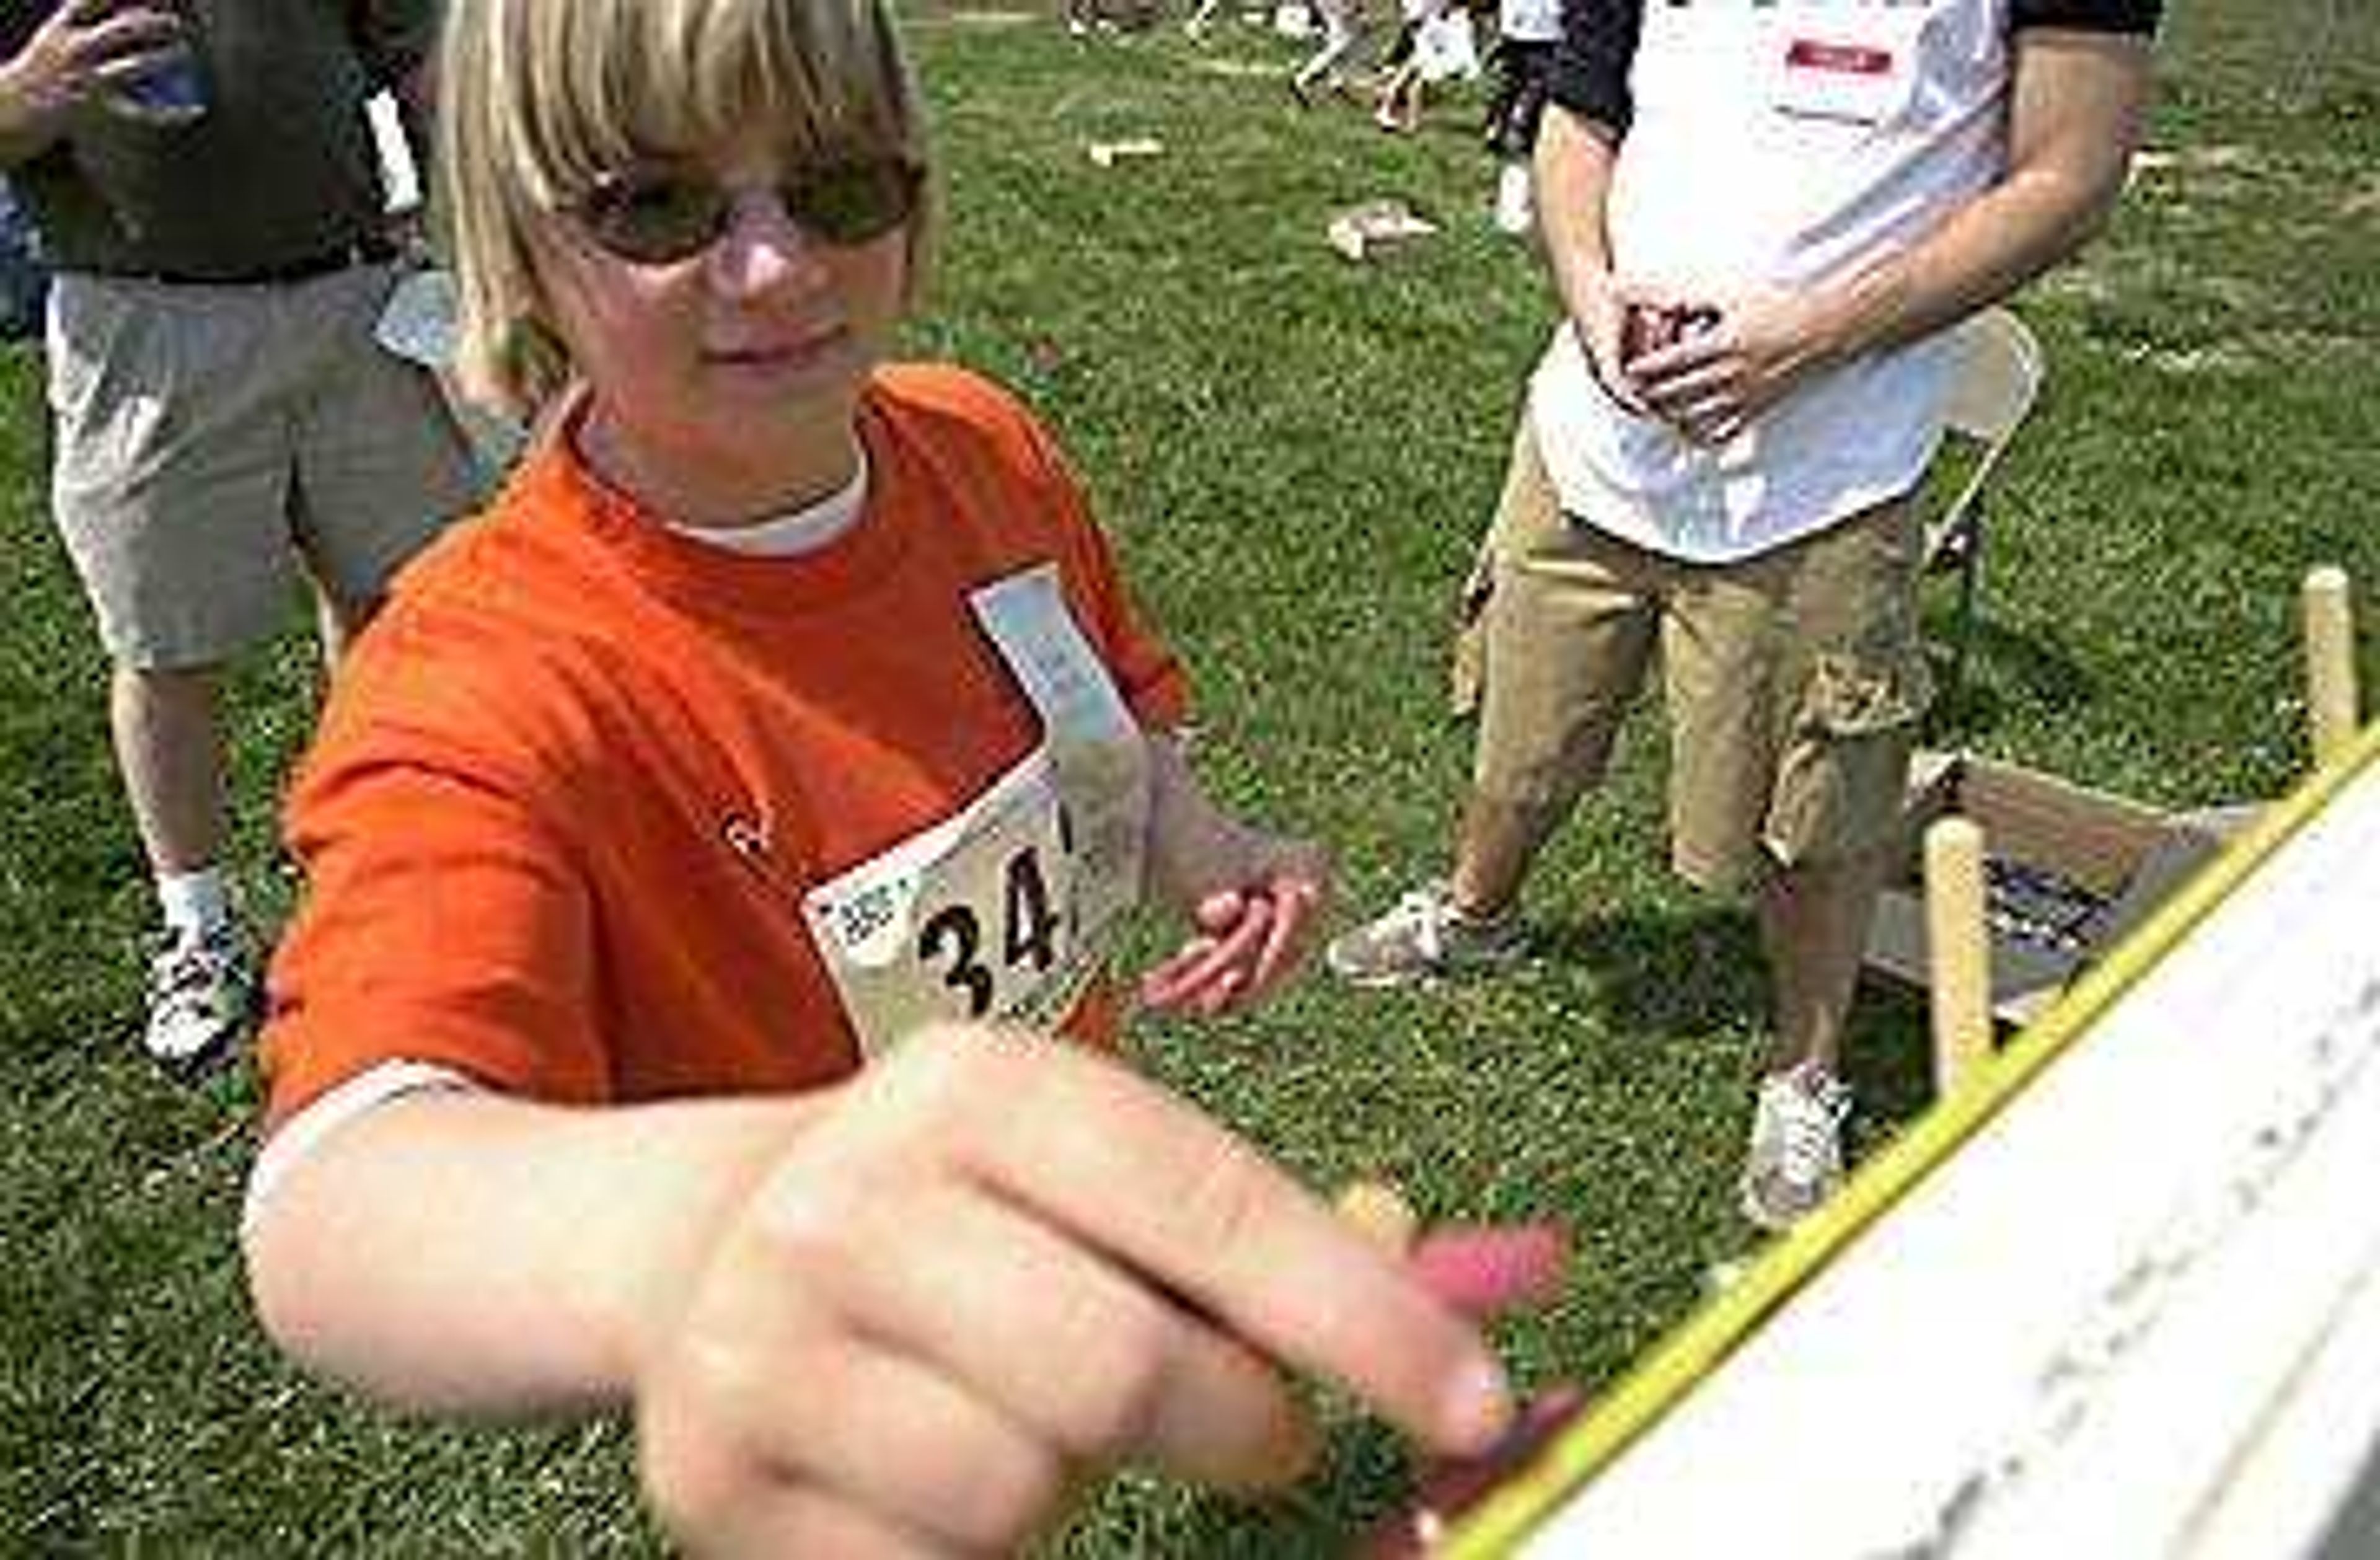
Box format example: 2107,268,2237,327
240,0,1551,1551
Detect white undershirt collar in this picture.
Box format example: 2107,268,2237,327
665,446,871,557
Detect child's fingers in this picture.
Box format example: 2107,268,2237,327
1191,886,1247,935
1156,900,1272,1007
920,1043,1518,1460
1137,938,1220,1011
1243,882,1319,1002
1191,966,1245,1016
1139,898,1271,1012
1228,886,1304,995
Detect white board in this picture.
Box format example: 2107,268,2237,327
1461,738,2380,1559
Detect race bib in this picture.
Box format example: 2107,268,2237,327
802,566,1150,1057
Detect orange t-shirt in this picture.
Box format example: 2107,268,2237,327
260,365,1187,1128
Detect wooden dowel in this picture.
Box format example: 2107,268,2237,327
1335,1179,1420,1255
1925,816,1993,1096
2303,565,2359,770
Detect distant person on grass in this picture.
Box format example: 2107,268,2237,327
0,172,45,337
1327,0,2159,1230
1480,0,1559,231
1290,0,1364,108
239,0,1549,1550
0,0,482,1077
1371,0,1474,135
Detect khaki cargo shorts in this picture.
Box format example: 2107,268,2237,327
45,264,483,670
1472,418,1933,891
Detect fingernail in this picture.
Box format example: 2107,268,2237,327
1440,1354,1514,1453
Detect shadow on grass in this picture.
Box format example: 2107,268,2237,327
1527,900,1936,1130
1921,614,2098,742
1061,1416,1414,1559
1528,902,1766,1038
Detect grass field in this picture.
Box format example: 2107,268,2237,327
4,3,2376,1552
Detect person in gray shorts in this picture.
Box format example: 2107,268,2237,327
0,0,482,1076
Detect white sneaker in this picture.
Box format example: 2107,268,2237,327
1324,879,1526,987
1492,161,1533,235
1738,1064,1853,1232
143,920,262,1078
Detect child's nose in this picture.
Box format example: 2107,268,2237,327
709,190,830,294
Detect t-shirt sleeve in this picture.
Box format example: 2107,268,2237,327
2011,0,2163,34
1545,0,1643,138
260,720,612,1131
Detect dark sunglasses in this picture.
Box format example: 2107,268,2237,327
568,156,922,266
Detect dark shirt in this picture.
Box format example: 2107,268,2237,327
0,0,437,279
1548,0,2163,141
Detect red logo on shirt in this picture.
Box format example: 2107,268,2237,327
1785,38,1895,76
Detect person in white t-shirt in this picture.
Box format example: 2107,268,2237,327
1328,0,2161,1231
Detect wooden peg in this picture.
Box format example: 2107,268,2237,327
1924,816,1993,1096
1335,1178,1420,1255
2303,565,2359,770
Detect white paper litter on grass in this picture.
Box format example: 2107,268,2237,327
1326,200,1438,262
1086,136,1165,168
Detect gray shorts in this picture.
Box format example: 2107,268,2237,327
45,263,483,669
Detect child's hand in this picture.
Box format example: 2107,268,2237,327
630,1033,1515,1557
1139,735,1332,1015
1139,833,1329,1016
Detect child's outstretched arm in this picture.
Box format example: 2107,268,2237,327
244,1030,1512,1554
1136,735,1331,1016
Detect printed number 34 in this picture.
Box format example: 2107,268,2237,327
915,845,1068,1018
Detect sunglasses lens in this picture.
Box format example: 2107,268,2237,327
786,160,919,245
580,174,726,265
574,159,919,263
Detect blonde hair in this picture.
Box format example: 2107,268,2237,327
436,0,933,420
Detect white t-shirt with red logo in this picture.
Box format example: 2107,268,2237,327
1530,0,2017,562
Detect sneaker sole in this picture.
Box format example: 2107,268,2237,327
142,995,262,1083
1737,1173,1831,1235
144,1027,249,1083
1324,958,1446,990
1322,945,1526,990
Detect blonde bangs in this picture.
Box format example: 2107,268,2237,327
439,0,930,418
508,0,922,206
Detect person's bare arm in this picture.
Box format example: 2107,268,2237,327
246,1086,824,1412
1533,102,1664,412
1631,30,2156,444
245,1032,1516,1553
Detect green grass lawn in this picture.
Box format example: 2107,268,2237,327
5,3,2377,1551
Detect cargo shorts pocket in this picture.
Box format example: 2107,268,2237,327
1764,648,1933,870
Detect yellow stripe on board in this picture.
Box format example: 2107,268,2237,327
1441,722,2380,1558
